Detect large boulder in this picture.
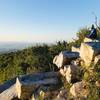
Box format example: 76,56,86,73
53,51,79,68
70,81,88,98
80,42,100,66
0,72,60,100
0,78,21,100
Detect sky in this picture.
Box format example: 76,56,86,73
0,0,100,43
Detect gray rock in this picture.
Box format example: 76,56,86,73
0,78,21,100
80,42,100,66
59,65,79,83
0,72,60,100
65,65,79,83
53,51,79,68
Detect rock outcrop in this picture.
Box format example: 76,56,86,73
53,37,100,98
53,50,80,83
0,37,100,99
80,42,100,66
0,78,21,100
53,51,79,68
0,72,60,100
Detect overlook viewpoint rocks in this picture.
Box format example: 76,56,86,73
53,37,100,98
0,37,100,100
0,72,60,100
53,51,79,68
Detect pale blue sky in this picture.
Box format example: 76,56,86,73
0,0,100,43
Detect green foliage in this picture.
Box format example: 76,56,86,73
65,27,90,51
0,43,68,83
77,27,90,42
83,71,90,81
83,64,100,100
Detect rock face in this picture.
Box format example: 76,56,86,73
53,51,79,68
59,65,79,83
70,81,88,98
80,42,100,66
65,65,79,83
0,78,21,100
0,72,60,100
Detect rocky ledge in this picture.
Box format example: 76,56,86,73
0,37,100,100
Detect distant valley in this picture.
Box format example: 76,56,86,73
0,42,35,54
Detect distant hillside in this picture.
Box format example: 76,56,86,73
0,42,35,53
